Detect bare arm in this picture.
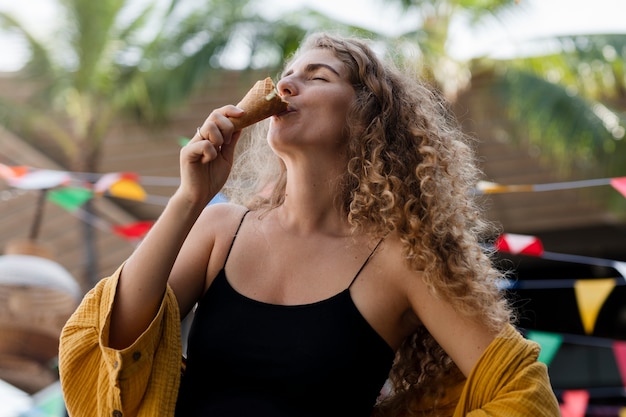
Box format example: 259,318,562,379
108,105,244,350
404,272,500,377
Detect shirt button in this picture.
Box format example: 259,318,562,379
132,351,141,361
112,410,122,417
113,361,119,369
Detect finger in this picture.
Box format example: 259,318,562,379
220,130,243,163
181,136,218,164
211,106,244,142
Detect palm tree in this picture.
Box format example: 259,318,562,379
294,0,626,203
490,33,626,176
390,1,626,178
0,0,306,285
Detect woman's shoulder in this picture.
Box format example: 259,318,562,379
188,202,250,249
199,202,250,225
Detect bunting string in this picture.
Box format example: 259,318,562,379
493,233,626,278
476,177,626,197
502,277,625,290
1,165,625,198
523,327,621,349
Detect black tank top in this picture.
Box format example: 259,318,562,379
176,212,394,417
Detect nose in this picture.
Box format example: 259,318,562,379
276,76,298,98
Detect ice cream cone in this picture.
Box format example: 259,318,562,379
229,77,289,130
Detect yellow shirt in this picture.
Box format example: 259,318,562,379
59,265,182,417
59,266,560,417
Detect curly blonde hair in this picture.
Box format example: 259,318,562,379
224,32,513,416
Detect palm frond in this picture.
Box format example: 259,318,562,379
491,68,625,176
0,11,55,79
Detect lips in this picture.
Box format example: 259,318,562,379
275,106,296,117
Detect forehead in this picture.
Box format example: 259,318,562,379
284,48,347,77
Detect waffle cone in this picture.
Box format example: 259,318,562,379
230,77,289,130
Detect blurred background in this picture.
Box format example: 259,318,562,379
0,0,625,415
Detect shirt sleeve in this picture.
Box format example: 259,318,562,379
59,264,182,417
453,324,561,416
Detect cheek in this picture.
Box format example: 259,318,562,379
324,96,353,121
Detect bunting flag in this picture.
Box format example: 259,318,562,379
94,172,147,200
0,164,29,179
47,187,94,211
109,178,147,201
613,341,626,387
574,278,616,334
494,233,625,337
610,177,626,198
494,233,544,256
8,168,71,190
525,330,563,366
112,221,154,239
493,233,626,278
523,328,626,385
559,390,590,417
475,181,533,193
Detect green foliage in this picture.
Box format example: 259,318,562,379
487,33,626,177
492,68,626,175
0,0,308,170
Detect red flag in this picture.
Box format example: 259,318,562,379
611,177,626,198
559,390,589,417
0,164,29,179
613,341,626,387
113,221,154,239
494,233,544,256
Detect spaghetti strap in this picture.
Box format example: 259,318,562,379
222,209,250,269
348,238,383,289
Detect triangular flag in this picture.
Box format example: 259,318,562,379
559,390,589,417
0,164,29,180
94,172,123,194
610,177,626,198
574,278,616,334
525,330,562,366
48,187,93,211
108,178,147,201
494,233,544,256
113,221,154,239
475,181,534,194
9,169,71,190
613,341,626,387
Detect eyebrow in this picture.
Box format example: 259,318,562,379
282,63,341,78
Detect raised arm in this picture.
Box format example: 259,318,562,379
108,105,244,349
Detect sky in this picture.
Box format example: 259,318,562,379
0,0,625,415
0,0,625,72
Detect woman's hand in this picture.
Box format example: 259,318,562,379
177,105,244,205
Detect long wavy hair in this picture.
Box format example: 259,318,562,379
224,32,513,416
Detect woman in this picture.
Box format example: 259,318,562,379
59,32,560,416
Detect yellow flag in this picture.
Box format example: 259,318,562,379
574,278,615,334
109,178,147,201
